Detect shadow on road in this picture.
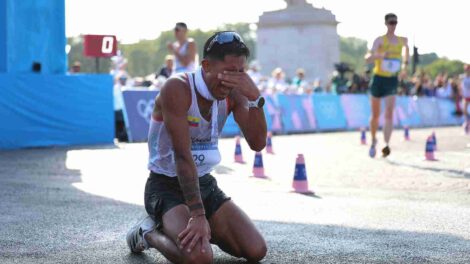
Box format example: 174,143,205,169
1,147,469,263
386,159,470,179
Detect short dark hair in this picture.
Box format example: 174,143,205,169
385,13,397,21
175,22,187,30
203,31,250,61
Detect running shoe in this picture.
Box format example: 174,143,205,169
382,146,391,158
126,215,155,253
369,140,377,158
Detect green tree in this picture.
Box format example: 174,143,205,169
423,58,464,78
339,37,368,73
120,38,159,77
120,23,255,77
418,52,439,66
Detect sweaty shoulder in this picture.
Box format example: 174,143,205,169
371,36,384,50
159,73,191,111
400,36,408,44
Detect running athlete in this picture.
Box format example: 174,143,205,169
127,31,267,264
365,13,409,158
462,64,470,130
168,22,197,74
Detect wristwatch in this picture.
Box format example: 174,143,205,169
247,96,265,108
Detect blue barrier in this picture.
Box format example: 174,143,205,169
396,96,421,127
0,1,6,72
120,91,462,140
416,97,440,127
121,90,158,142
340,94,370,129
264,95,283,133
436,99,463,125
5,0,66,74
0,74,114,149
278,94,317,133
312,94,347,130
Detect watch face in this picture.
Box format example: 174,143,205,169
257,97,265,108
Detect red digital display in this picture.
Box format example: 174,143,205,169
83,35,117,57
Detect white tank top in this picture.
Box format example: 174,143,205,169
462,76,470,98
173,40,197,74
148,73,229,177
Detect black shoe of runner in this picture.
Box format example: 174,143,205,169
382,146,391,158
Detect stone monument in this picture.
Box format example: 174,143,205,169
256,0,339,83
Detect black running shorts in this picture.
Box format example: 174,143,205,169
144,172,231,229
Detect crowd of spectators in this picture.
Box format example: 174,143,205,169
112,52,467,115
116,60,465,98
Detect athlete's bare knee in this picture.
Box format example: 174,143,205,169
182,250,213,264
242,237,267,263
244,242,267,263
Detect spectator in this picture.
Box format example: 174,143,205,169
156,55,174,79
70,61,81,73
461,64,470,121
267,67,287,94
435,78,451,98
247,61,263,85
358,70,372,94
422,77,435,97
313,78,323,93
450,77,463,115
114,74,128,142
167,22,197,73
292,68,307,87
331,72,349,94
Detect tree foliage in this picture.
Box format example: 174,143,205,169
423,58,464,78
418,52,439,66
339,37,368,73
67,25,461,79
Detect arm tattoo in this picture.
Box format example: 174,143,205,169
178,176,204,213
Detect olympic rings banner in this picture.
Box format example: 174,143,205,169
121,90,464,142
122,90,158,142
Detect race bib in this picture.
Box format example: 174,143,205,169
381,59,401,74
191,142,221,169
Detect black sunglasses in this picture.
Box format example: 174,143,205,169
206,31,244,53
387,20,398,25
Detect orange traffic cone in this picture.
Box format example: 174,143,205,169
234,136,245,163
404,126,410,141
266,132,274,154
431,132,437,151
360,128,367,145
425,136,437,161
292,154,314,194
252,152,268,179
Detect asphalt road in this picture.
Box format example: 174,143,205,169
1,127,469,263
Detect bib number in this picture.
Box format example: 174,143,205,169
192,154,205,166
381,59,401,74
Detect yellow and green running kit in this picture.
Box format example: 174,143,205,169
370,35,404,97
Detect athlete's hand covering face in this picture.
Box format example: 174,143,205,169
218,71,260,101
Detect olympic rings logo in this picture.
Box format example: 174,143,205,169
137,99,154,124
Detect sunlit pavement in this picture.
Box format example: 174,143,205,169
1,127,469,263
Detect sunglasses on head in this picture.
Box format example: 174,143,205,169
206,31,244,53
387,20,398,25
